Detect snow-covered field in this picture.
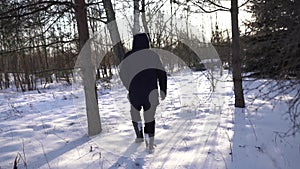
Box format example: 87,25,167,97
0,69,299,169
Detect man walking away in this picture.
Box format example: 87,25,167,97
120,33,167,153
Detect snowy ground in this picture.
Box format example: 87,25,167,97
0,69,299,169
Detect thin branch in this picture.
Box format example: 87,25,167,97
88,16,107,24
42,6,73,35
0,39,78,55
86,1,103,6
151,0,170,15
147,0,181,25
190,1,230,13
38,140,51,169
202,0,230,10
238,0,251,8
0,1,73,20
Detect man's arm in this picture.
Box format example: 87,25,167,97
157,69,167,100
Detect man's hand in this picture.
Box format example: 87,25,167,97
160,90,166,100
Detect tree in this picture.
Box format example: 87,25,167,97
244,0,300,79
133,0,141,34
102,0,125,63
141,0,150,34
243,0,300,135
0,0,111,135
0,0,77,91
74,0,102,136
231,0,245,108
188,0,246,108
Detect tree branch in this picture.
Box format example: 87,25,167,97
88,16,107,24
0,1,73,20
202,0,230,10
190,1,230,13
0,39,78,55
238,0,251,8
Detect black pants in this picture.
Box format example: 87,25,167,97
129,90,159,123
130,104,157,123
131,104,156,138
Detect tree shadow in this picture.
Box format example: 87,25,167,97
28,135,90,169
107,142,146,169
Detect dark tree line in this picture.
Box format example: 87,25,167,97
242,0,300,136
244,0,300,79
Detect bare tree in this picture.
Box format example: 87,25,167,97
133,0,141,34
188,0,246,108
141,0,150,34
102,0,125,63
231,0,245,108
74,0,102,136
0,0,77,91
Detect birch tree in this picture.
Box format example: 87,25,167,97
141,0,150,34
133,0,141,35
74,0,102,136
102,0,125,63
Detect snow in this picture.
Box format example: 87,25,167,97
0,69,299,169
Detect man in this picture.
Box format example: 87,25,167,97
119,33,167,153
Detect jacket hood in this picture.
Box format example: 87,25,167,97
132,33,150,51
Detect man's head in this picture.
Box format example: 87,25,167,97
132,33,150,51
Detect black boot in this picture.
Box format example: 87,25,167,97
132,121,144,142
144,120,155,153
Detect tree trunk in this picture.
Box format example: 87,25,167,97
0,73,3,90
103,0,125,63
4,72,9,89
133,0,140,35
231,0,245,108
74,0,102,136
141,0,150,38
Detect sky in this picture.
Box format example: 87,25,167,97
170,0,254,38
115,0,254,42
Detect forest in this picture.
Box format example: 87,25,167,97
0,0,299,168
1,0,299,134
